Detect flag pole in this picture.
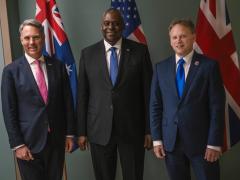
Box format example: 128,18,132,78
63,160,68,180
13,153,21,180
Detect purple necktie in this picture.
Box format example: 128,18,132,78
34,60,48,104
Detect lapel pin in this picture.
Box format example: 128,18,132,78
126,48,130,52
48,63,52,66
194,61,199,66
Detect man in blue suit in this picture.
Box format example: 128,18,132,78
150,19,225,180
1,19,75,180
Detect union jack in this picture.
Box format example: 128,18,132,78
195,0,240,152
35,0,77,107
111,0,147,44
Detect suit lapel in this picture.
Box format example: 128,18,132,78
168,56,179,99
101,39,130,89
114,39,130,88
45,56,53,104
98,41,113,88
181,52,201,101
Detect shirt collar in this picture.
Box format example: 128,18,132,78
104,38,122,52
25,53,44,65
175,50,194,65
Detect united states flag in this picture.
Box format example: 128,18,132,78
195,0,240,152
35,0,77,107
111,0,147,44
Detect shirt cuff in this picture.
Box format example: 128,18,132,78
207,145,221,152
153,140,163,147
12,144,25,151
66,135,74,138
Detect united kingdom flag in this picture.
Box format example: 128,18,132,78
111,0,147,44
35,0,77,107
195,0,240,152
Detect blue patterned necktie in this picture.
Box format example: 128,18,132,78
176,58,185,98
110,47,118,86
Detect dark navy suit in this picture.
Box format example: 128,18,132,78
1,55,74,180
150,52,225,180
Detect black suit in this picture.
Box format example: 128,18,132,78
1,55,74,180
77,38,152,180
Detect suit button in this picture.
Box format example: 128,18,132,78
110,105,113,109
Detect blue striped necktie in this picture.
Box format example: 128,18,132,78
176,58,185,98
110,47,118,86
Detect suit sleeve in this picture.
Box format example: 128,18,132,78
150,64,163,141
207,61,225,146
77,50,89,136
142,47,153,135
61,63,75,135
1,67,25,148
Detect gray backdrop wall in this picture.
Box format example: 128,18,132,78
1,0,240,180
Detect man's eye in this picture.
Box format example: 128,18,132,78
104,22,110,26
33,36,40,40
104,21,120,26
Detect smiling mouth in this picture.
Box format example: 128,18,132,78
28,46,37,50
176,44,184,48
107,32,115,35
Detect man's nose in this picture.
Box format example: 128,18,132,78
176,37,183,43
108,23,114,29
29,37,35,44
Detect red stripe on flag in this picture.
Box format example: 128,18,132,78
36,0,47,23
209,0,216,18
36,0,67,44
47,0,67,43
133,28,147,44
196,9,240,107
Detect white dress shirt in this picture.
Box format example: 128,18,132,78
104,38,122,73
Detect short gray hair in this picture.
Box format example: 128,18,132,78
19,19,44,35
168,18,195,33
102,8,125,28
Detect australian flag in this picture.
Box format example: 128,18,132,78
35,0,77,107
111,0,147,44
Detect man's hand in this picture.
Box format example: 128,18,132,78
78,136,88,151
65,137,74,153
15,145,34,161
204,148,222,162
144,134,153,150
153,145,166,159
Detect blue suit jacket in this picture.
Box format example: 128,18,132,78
150,52,225,156
1,55,75,153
